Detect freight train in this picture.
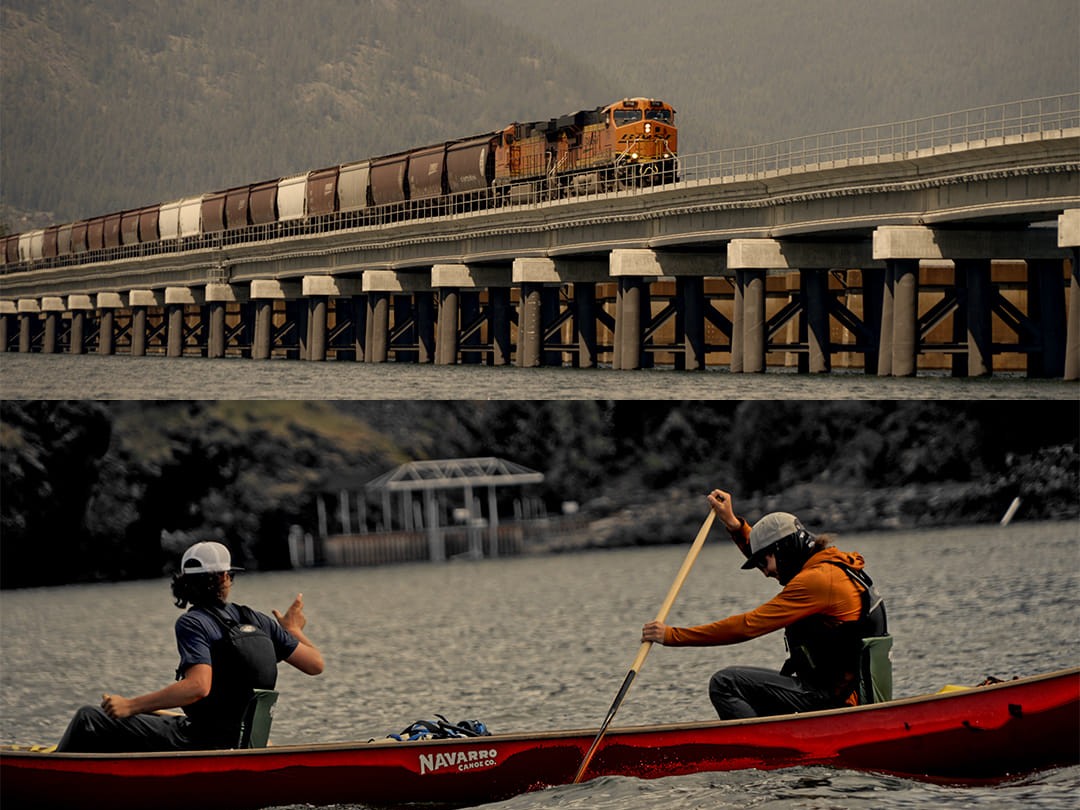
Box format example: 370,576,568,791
2,97,677,271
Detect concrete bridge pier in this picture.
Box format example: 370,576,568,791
876,266,894,377
430,265,512,365
253,301,272,359
96,293,123,355
128,290,163,357
309,296,327,361
0,301,14,351
250,280,301,360
1068,255,1080,381
367,292,390,363
165,287,203,358
512,258,605,367
730,272,745,373
205,287,235,360
40,297,64,353
740,270,768,373
67,295,94,355
609,250,720,370
205,283,247,359
614,277,647,370
518,281,543,367
1060,210,1080,381
302,277,361,361
436,287,458,365
889,260,920,377
17,299,38,352
362,270,431,364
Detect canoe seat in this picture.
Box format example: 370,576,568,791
238,689,278,749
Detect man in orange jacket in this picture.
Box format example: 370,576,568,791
642,488,888,719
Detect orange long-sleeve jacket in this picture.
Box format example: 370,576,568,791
663,544,867,647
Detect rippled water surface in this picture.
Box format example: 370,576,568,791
2,353,1078,399
2,522,1078,808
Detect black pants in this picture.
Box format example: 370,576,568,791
709,666,842,720
56,705,200,753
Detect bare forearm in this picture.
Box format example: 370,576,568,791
285,627,324,675
275,593,324,675
127,679,206,713
102,666,211,720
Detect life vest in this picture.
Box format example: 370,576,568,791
182,604,279,742
782,562,891,702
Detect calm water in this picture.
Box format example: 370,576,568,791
2,353,1078,399
2,522,1078,808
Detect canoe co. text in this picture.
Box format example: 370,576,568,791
418,748,498,776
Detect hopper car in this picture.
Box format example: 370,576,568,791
2,98,676,272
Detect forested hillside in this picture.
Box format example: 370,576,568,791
2,0,1077,231
0,0,611,227
2,400,1077,589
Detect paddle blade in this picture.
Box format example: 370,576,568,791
573,669,637,783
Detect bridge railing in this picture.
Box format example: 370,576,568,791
677,93,1080,182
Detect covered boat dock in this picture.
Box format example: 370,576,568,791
312,457,546,566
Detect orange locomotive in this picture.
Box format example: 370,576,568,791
496,97,678,192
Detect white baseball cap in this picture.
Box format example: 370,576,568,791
180,542,243,576
741,512,807,569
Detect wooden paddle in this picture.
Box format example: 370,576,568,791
572,509,717,783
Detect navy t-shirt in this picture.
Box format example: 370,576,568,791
175,603,298,680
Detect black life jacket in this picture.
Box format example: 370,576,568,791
182,604,279,744
782,562,888,697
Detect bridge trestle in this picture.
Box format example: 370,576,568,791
3,218,1078,380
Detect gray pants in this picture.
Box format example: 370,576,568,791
55,705,198,753
709,665,842,719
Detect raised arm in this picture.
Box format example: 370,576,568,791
274,593,325,675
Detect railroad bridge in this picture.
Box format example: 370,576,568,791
3,95,1079,378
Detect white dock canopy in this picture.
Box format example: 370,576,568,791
364,457,544,561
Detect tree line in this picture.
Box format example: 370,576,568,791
1,400,1076,589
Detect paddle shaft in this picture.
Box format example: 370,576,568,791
572,510,717,783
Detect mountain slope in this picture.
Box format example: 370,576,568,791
2,0,1076,230
0,0,614,225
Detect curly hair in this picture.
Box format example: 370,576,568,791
172,572,229,609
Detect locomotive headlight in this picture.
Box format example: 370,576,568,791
645,123,652,134
631,153,638,160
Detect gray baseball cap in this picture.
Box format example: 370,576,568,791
741,512,806,569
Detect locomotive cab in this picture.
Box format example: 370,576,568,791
603,98,678,184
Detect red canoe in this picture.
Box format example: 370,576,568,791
3,667,1077,810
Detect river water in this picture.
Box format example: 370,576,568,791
2,353,1078,399
2,521,1078,808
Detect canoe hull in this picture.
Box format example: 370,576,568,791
3,668,1077,809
